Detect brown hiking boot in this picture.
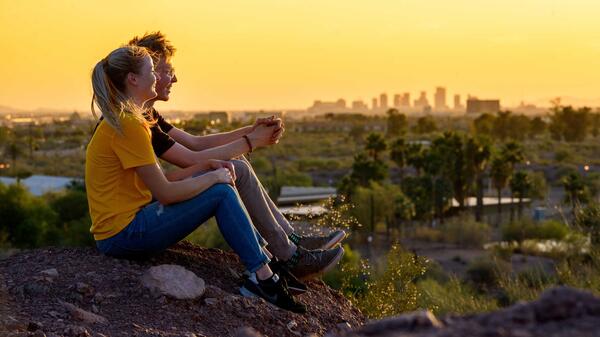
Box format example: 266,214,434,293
290,230,347,250
286,245,344,280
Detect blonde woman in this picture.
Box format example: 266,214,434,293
86,45,305,313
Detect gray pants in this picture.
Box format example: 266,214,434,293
232,157,296,260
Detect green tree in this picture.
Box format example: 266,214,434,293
350,152,388,187
386,109,408,137
500,141,525,171
351,182,414,234
413,115,438,135
490,156,510,224
562,171,587,214
473,113,495,136
5,141,23,176
0,183,57,248
390,138,408,180
549,106,591,142
529,116,547,139
465,136,492,222
510,171,532,218
365,133,387,161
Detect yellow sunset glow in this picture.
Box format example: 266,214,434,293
1,0,600,112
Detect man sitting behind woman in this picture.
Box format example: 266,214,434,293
86,45,306,312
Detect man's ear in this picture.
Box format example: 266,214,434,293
126,72,138,87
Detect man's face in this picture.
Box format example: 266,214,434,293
153,57,178,101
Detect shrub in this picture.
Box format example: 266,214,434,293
440,215,491,248
575,202,600,246
502,218,570,242
355,245,427,319
417,277,498,315
326,245,427,319
411,226,443,242
322,244,367,294
465,256,511,290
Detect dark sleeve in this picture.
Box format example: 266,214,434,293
150,123,176,157
153,110,174,133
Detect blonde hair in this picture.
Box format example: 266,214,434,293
91,45,153,133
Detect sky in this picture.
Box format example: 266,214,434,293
1,0,600,112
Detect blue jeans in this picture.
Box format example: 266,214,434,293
96,183,270,273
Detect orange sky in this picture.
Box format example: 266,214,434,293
1,0,600,112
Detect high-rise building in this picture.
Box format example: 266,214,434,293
401,93,411,107
434,87,447,110
380,93,388,110
454,94,462,110
352,100,368,110
372,97,378,110
414,91,429,108
393,94,402,107
307,99,348,114
466,98,500,114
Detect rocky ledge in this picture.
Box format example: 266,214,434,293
328,286,600,337
0,241,364,337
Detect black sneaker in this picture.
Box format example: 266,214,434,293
289,230,347,250
240,273,307,314
286,245,344,280
269,260,307,295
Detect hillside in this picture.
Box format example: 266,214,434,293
0,241,364,337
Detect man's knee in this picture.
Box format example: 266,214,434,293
232,159,250,183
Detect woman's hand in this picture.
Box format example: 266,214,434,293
208,167,235,186
207,159,236,182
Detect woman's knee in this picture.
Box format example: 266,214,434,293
207,183,238,199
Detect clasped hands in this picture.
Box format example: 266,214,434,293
248,116,285,148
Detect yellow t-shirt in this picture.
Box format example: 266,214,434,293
85,115,157,241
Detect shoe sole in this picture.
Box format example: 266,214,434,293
299,246,345,281
320,231,347,250
288,285,307,295
240,285,258,298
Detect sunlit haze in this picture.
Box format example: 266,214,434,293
2,0,600,112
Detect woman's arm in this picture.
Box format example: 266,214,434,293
135,163,233,205
163,162,207,181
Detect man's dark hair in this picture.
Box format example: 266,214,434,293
129,31,176,61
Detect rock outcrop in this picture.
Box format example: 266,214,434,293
328,286,600,337
0,241,364,337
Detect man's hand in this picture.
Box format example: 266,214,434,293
252,116,278,131
207,159,236,183
248,124,282,149
271,119,285,144
250,116,285,145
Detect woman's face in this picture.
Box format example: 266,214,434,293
130,55,159,103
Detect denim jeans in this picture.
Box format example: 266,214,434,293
96,183,270,273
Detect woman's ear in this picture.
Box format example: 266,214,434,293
126,72,138,87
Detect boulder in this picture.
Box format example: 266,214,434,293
140,264,206,300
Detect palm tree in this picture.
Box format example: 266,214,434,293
510,171,531,218
465,136,492,222
490,156,510,225
6,141,22,177
365,133,387,162
562,171,587,216
406,143,425,175
501,140,525,170
390,138,408,180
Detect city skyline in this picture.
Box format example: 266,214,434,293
2,1,600,112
